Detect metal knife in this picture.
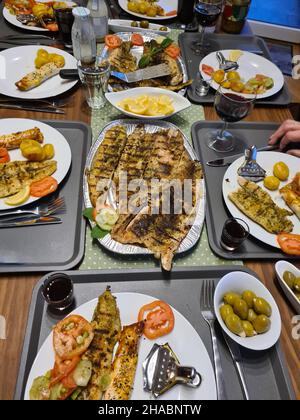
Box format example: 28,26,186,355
0,103,65,114
221,332,250,400
0,216,62,228
206,145,278,167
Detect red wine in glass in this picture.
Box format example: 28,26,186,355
215,93,253,123
194,2,222,27
220,218,250,251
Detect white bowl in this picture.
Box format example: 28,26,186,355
275,261,300,314
214,271,281,351
108,19,171,35
105,87,191,120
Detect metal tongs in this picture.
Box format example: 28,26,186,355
216,51,239,72
143,343,202,398
237,145,266,182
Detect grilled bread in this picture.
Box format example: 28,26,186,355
16,62,61,91
280,173,300,220
0,127,44,150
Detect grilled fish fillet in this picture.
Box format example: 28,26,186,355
16,62,61,91
0,127,44,150
78,288,121,400
103,322,144,400
0,160,57,198
280,172,300,220
229,177,294,234
87,126,127,208
108,41,137,73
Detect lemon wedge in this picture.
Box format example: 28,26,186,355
4,185,30,206
229,50,243,62
118,94,175,116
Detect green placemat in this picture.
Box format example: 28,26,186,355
79,30,242,271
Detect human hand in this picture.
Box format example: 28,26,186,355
269,119,300,158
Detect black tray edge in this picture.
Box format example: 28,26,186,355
14,266,296,400
191,121,299,261
0,120,92,274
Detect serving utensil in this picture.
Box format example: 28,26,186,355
216,51,239,72
206,145,278,167
0,215,62,228
111,63,171,83
0,196,66,221
200,280,227,400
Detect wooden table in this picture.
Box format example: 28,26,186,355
0,71,299,401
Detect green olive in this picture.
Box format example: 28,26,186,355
253,315,271,334
225,313,246,337
220,304,234,322
242,290,256,309
242,320,257,337
253,297,272,317
247,309,258,323
131,21,138,27
294,278,300,293
140,20,149,29
159,26,168,31
223,292,241,306
233,298,249,320
283,271,296,289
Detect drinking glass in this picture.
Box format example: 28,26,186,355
54,7,74,49
220,218,250,251
206,86,256,152
191,0,223,55
42,273,74,312
78,60,110,110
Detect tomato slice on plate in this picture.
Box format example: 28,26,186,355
50,355,80,386
138,300,175,339
0,147,10,163
277,233,300,256
202,64,214,76
105,34,122,49
53,315,94,360
30,176,58,197
165,9,177,16
165,44,181,59
131,33,144,46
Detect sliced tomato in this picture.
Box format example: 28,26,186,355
30,176,58,198
61,372,77,390
131,33,144,46
277,233,300,256
50,355,80,386
165,9,177,16
105,34,122,49
53,315,94,360
165,44,181,59
202,64,214,76
0,147,10,163
138,300,175,339
45,23,58,31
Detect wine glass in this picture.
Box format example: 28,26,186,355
191,0,223,56
206,86,256,152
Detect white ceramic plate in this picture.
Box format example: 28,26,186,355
200,50,284,99
105,87,191,120
24,292,217,400
118,0,178,20
275,261,300,314
0,45,77,99
108,19,170,35
222,151,300,249
3,1,75,32
214,271,281,351
0,118,71,211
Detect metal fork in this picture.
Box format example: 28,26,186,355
200,280,227,400
0,97,69,109
0,196,66,220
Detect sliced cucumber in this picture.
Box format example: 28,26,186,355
73,360,92,387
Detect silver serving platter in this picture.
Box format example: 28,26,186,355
99,32,189,96
83,119,206,256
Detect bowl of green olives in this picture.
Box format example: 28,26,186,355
214,271,281,351
275,261,300,314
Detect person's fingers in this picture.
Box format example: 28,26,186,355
279,130,300,150
287,149,300,158
268,120,300,145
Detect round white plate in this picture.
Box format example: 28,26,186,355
214,271,281,351
24,292,217,400
0,118,71,211
108,19,171,35
200,50,284,99
0,45,77,99
118,0,177,20
222,151,300,249
105,87,191,120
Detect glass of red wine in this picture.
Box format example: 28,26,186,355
191,0,223,56
220,218,250,251
206,86,256,152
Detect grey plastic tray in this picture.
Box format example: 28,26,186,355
178,33,291,107
14,267,295,400
0,120,91,273
191,121,299,260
